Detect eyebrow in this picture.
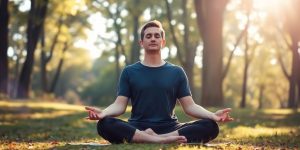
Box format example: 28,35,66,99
145,33,161,36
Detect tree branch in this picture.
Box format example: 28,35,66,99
222,20,249,80
46,15,63,63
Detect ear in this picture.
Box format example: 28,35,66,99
161,39,166,47
139,40,144,47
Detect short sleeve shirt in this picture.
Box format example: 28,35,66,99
118,61,191,125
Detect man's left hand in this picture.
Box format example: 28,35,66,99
212,108,234,122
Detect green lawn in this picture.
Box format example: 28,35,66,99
0,100,299,149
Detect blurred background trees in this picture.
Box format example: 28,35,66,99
0,0,299,109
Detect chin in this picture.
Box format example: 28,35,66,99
146,49,160,51
146,47,160,50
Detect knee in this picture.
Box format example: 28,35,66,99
194,119,219,142
97,117,115,136
205,119,219,140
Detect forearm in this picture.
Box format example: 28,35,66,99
102,97,128,117
184,104,214,120
102,104,122,117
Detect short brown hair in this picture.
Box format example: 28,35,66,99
140,20,165,41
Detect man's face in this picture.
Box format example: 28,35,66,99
140,27,165,51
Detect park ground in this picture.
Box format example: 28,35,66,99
0,100,299,150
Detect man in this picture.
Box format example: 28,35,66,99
86,20,233,144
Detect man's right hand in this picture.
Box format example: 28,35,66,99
85,106,105,120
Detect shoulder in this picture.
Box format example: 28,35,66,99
165,62,185,72
123,62,142,70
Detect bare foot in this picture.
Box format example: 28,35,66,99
132,130,186,144
144,130,187,143
145,128,179,138
159,136,187,144
145,128,158,136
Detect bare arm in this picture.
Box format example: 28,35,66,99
85,96,128,120
179,96,214,119
179,96,233,122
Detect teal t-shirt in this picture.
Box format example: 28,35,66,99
118,61,191,125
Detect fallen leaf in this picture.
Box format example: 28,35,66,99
51,141,59,145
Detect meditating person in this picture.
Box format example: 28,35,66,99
85,20,233,144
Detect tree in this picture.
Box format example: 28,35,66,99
127,0,142,64
194,0,229,106
285,0,300,108
39,0,90,95
0,0,9,97
40,17,63,93
275,0,300,108
165,0,198,96
94,0,128,81
239,0,252,108
17,0,48,98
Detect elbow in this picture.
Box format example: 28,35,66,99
183,105,197,118
120,109,126,115
118,105,127,115
183,107,194,117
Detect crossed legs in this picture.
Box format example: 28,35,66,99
97,117,219,144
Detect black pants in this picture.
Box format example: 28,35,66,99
97,117,219,144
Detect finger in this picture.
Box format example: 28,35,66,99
222,108,232,113
85,106,95,111
224,117,234,122
92,112,99,119
90,111,97,119
88,110,91,117
228,117,234,121
95,113,101,119
86,111,92,120
91,112,96,118
89,111,93,118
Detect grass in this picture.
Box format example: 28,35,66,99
0,100,300,150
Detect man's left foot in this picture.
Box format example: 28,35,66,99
144,128,157,136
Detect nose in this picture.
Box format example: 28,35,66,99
150,37,156,42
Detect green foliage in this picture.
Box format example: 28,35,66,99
5,0,298,108
80,54,119,106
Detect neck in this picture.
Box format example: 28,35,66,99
142,50,164,67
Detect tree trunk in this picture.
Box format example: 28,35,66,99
165,0,184,65
287,37,299,108
194,0,228,106
17,0,48,98
40,28,48,93
40,18,62,94
0,0,9,97
283,0,300,108
130,15,140,64
258,84,265,109
240,9,251,108
49,42,68,93
240,56,249,108
182,0,196,96
297,82,300,108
